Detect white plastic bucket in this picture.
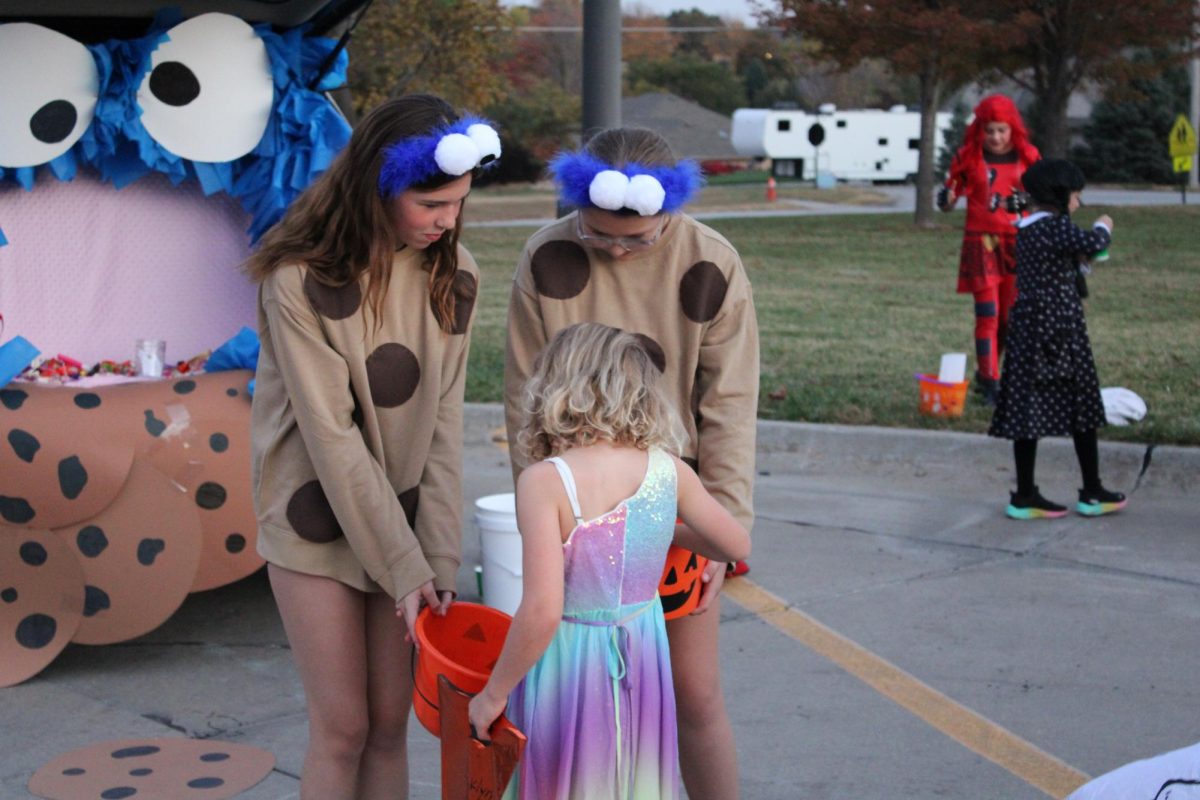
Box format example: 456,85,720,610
474,493,523,616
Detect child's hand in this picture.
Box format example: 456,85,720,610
395,580,442,647
467,686,507,743
692,558,727,615
1095,214,1113,231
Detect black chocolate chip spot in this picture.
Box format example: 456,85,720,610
74,392,101,409
15,613,56,649
136,539,165,566
188,777,225,789
173,379,196,395
19,541,48,566
209,433,229,453
112,745,161,758
83,585,111,617
0,389,28,410
77,525,109,558
58,455,88,499
224,533,246,554
8,429,40,462
143,410,166,437
0,496,35,524
195,482,227,510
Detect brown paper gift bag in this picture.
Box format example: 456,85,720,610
438,674,527,800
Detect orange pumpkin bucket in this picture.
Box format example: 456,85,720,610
412,602,512,737
914,373,969,417
658,544,709,620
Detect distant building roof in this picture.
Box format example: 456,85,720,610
621,92,740,160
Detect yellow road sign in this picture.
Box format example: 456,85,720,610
1169,115,1197,158
1174,155,1193,173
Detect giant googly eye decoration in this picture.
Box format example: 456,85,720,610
136,13,273,163
0,23,98,169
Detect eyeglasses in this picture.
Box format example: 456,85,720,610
575,215,666,252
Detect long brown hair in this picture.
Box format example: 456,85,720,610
245,94,467,332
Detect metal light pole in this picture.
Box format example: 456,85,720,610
581,0,622,144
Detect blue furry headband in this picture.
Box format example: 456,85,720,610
549,151,703,216
378,117,501,197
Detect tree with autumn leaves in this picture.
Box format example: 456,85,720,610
763,0,1005,225
761,0,1198,224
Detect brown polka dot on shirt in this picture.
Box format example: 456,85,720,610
286,480,344,543
303,271,362,320
679,261,728,323
531,240,591,300
633,334,667,373
365,343,421,408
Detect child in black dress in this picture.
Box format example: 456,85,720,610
988,158,1127,519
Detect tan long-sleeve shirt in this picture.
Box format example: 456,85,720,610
505,212,759,530
252,246,477,599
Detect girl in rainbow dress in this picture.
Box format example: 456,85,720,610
469,323,750,799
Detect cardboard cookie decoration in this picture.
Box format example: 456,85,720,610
52,460,202,645
28,737,275,800
100,373,259,592
0,526,85,688
0,388,136,530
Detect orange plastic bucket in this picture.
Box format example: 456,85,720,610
659,543,709,620
412,602,512,737
915,373,969,417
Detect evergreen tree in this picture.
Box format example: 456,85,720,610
937,102,969,179
1073,59,1190,184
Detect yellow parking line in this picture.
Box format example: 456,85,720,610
723,579,1090,799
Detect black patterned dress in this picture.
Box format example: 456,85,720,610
989,213,1111,440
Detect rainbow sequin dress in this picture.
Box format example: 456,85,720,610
504,447,679,800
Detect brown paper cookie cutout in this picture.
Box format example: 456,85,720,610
0,526,85,687
28,737,275,800
53,460,201,645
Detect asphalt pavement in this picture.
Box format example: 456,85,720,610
3,402,1197,800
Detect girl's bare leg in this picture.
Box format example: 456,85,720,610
668,595,740,800
358,589,416,799
268,564,369,800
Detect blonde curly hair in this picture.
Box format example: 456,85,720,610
520,323,685,461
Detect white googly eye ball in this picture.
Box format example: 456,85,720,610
0,23,98,168
626,174,666,216
137,13,273,162
434,132,481,176
466,123,501,165
588,170,630,211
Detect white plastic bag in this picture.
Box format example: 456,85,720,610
1100,387,1147,426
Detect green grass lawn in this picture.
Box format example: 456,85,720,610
461,205,1200,446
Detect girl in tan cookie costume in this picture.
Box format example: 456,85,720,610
505,128,758,799
247,94,498,799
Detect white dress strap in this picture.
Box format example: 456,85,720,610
545,456,585,525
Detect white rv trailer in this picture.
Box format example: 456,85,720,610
731,105,953,182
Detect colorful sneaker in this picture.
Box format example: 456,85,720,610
726,560,750,578
1006,488,1068,520
1077,487,1127,517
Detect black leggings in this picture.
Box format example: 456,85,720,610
1014,429,1100,496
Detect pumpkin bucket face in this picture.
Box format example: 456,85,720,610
658,544,708,620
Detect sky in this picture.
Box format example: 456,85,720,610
505,1,760,27
622,0,758,25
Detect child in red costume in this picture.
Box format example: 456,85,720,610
939,95,1040,405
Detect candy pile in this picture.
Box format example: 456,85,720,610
17,352,211,383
